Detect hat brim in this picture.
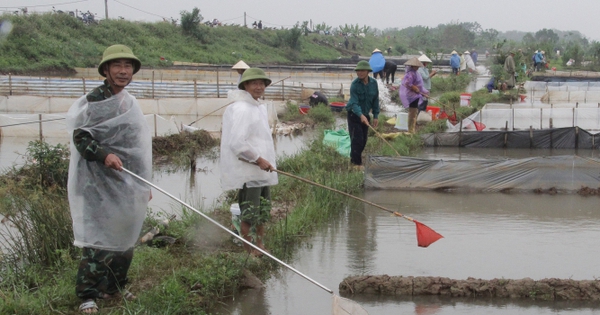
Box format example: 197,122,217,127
238,78,272,90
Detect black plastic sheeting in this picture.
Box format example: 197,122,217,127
422,127,600,149
364,155,600,193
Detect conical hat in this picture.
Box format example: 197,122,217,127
451,50,457,54
372,48,382,53
301,89,315,99
404,57,424,67
232,60,250,70
417,54,432,63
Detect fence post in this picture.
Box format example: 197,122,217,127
8,73,12,95
152,71,155,99
154,114,157,137
82,78,86,94
194,79,197,98
39,114,43,141
281,81,285,100
217,69,220,98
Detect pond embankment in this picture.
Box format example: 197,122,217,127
340,275,600,300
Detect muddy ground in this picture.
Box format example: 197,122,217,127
340,275,600,300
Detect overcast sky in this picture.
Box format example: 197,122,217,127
6,0,600,41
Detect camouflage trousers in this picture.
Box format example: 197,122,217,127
75,247,134,300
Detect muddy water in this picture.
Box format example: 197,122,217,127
216,147,600,315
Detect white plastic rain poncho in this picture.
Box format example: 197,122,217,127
66,90,152,251
220,90,278,191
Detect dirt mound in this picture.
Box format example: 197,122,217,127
339,275,600,300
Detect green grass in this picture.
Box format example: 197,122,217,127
0,13,354,74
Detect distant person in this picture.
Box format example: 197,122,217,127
345,60,379,170
258,20,262,29
399,57,428,133
220,68,277,257
485,49,490,58
344,37,349,49
504,51,516,88
386,47,392,55
463,51,476,73
232,60,250,86
417,54,437,113
471,49,478,65
383,60,397,84
66,44,151,314
369,48,386,81
450,51,460,75
534,50,544,71
459,51,466,74
302,89,329,107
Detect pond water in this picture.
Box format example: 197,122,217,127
213,147,600,315
0,131,313,215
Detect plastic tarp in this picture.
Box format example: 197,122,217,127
364,155,600,193
368,52,385,73
323,129,350,157
447,107,600,133
422,127,600,149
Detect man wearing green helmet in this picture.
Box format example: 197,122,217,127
345,60,380,170
66,44,151,314
220,68,278,256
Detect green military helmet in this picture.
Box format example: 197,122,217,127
238,68,272,90
354,60,372,72
97,44,141,77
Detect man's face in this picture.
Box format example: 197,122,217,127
106,58,134,85
356,70,369,80
243,79,266,100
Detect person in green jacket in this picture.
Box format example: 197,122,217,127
345,60,380,170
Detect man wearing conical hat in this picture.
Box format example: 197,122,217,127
66,44,151,313
221,68,278,256
345,60,380,170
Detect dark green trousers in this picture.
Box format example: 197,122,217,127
75,247,134,300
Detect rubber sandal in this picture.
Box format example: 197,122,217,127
79,299,98,314
122,290,137,301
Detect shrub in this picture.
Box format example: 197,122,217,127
306,103,335,126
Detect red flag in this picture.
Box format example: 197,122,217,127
473,121,486,131
414,220,443,248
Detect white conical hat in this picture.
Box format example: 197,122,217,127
417,54,432,63
232,60,250,70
